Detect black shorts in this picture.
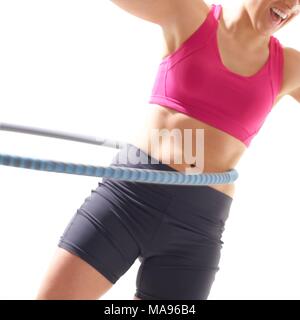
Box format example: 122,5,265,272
58,143,233,300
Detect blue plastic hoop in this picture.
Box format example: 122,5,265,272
0,122,239,185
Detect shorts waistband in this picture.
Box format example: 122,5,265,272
109,143,233,206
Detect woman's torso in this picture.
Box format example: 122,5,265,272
127,2,291,199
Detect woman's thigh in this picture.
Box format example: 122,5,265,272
135,183,233,300
36,247,114,300
37,144,176,299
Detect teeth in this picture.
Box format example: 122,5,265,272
271,7,288,20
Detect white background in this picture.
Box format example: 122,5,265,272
0,0,299,300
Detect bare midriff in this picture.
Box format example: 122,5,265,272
127,103,247,200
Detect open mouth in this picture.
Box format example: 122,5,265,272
270,7,284,25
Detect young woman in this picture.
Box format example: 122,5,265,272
36,0,300,300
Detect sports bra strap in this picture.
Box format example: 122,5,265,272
213,4,222,21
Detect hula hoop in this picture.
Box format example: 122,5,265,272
0,122,239,185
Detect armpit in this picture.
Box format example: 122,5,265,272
288,86,300,103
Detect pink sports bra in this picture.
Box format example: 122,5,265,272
148,3,284,147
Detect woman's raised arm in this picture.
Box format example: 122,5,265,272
110,0,208,27
110,0,179,26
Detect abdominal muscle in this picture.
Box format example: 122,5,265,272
127,103,247,199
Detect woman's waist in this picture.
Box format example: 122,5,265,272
122,140,236,200
128,131,243,172
127,131,244,199
133,104,246,169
